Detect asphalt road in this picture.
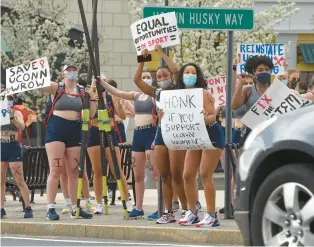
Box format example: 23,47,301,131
0,236,228,246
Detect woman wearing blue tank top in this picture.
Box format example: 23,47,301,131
99,72,159,220
1,91,33,219
232,55,274,147
42,64,97,220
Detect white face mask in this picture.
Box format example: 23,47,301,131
144,79,152,86
65,71,77,81
7,100,14,108
157,79,172,89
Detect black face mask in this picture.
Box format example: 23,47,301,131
256,73,271,85
290,78,299,90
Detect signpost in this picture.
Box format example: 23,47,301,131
143,6,254,30
143,5,254,219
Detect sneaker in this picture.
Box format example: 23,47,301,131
196,212,220,227
172,201,179,212
196,201,202,212
1,208,7,219
85,200,95,212
156,212,176,224
126,200,133,212
71,207,93,219
128,209,144,219
47,208,59,220
89,194,95,200
178,210,199,226
94,204,104,215
181,210,187,218
147,211,158,221
24,206,33,218
218,204,234,214
61,204,72,214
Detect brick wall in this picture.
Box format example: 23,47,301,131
68,0,138,141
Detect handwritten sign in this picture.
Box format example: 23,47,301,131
130,12,180,55
237,43,285,75
206,76,226,106
6,57,51,95
241,80,312,129
160,88,214,150
0,92,10,126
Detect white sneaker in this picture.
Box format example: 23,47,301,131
126,200,133,212
196,212,220,227
61,204,71,214
94,204,104,215
178,210,200,226
156,212,176,224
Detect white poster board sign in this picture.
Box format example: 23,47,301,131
237,43,285,75
241,80,312,130
6,57,51,95
123,117,130,131
206,76,226,106
159,88,214,150
0,92,10,126
130,12,180,55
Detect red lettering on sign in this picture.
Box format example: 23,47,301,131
274,56,284,66
219,95,225,105
148,36,169,47
256,95,272,110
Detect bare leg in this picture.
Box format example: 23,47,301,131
132,152,146,210
1,162,8,208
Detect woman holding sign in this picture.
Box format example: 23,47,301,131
42,64,96,220
232,55,274,147
98,73,159,220
1,92,33,219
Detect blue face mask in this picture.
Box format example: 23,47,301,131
144,79,152,86
183,74,197,87
256,73,271,85
282,80,288,86
66,71,77,81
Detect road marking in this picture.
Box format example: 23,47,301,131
0,236,212,246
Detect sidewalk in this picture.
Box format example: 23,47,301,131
1,189,242,245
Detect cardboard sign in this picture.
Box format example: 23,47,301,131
206,76,226,106
241,80,312,129
0,92,10,126
6,57,51,95
160,88,214,150
130,12,180,55
237,43,285,75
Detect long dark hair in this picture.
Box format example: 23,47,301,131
176,63,206,89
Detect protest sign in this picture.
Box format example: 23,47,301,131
241,79,312,130
237,43,285,75
130,12,180,55
6,57,51,95
159,88,214,150
0,92,10,126
206,76,226,106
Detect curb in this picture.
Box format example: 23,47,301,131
1,221,243,245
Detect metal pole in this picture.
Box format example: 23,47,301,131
160,0,169,67
224,31,234,219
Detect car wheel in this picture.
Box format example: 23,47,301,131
250,163,314,246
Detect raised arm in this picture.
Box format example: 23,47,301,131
155,45,179,81
98,77,137,101
231,75,249,110
133,58,156,98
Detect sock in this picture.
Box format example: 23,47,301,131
72,205,77,212
47,204,55,211
65,198,71,205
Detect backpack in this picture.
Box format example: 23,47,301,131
43,82,84,127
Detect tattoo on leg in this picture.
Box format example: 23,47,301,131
12,166,22,176
147,154,153,171
74,158,80,171
54,158,62,168
132,157,136,168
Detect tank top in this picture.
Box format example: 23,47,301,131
233,104,246,119
134,93,154,115
245,85,262,113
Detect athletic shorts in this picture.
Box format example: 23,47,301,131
132,124,157,152
154,126,165,146
45,115,81,148
114,121,126,143
1,142,22,163
206,122,225,149
87,126,118,148
232,127,242,144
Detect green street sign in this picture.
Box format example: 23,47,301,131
143,6,254,30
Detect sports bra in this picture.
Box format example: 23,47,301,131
54,83,83,112
134,93,154,114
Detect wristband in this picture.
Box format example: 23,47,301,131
233,65,237,71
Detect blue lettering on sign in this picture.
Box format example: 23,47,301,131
240,44,285,56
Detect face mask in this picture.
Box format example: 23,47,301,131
290,78,299,90
144,79,152,86
7,100,14,108
157,79,172,89
256,73,271,85
183,74,197,87
66,71,77,81
282,80,288,86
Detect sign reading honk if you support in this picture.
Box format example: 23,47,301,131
130,12,180,55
